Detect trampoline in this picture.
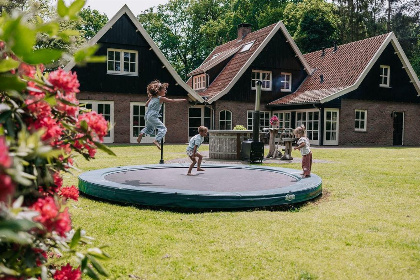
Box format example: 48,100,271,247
78,164,322,209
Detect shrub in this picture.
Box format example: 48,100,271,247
0,0,114,279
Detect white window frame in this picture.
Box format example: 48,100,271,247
193,74,206,90
280,72,292,92
251,70,272,91
107,48,138,76
272,111,292,130
379,65,390,87
295,109,320,145
130,102,165,144
247,111,271,131
240,41,255,52
188,105,213,138
324,108,339,145
219,110,232,130
355,109,367,132
79,100,114,143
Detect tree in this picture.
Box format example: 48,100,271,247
77,6,108,40
0,0,113,278
284,0,340,53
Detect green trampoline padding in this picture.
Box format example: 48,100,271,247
78,164,322,209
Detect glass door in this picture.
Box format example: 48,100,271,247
324,109,339,145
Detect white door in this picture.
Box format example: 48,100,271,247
79,100,114,143
324,109,339,145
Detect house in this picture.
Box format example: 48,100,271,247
187,23,420,146
66,5,420,146
64,5,204,144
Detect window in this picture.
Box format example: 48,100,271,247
247,111,270,131
295,110,320,144
251,70,272,91
380,65,390,87
272,112,291,130
355,109,367,131
193,74,206,90
107,49,137,75
79,100,114,143
280,72,292,92
219,110,232,130
189,106,212,137
240,41,255,52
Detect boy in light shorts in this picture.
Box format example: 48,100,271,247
186,126,208,176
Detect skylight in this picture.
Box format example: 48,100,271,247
240,41,255,52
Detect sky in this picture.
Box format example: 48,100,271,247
64,0,170,18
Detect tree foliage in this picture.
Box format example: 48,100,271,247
76,6,108,40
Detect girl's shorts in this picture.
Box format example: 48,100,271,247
186,150,194,157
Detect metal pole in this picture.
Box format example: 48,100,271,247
253,80,262,142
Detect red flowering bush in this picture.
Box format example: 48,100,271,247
0,0,113,279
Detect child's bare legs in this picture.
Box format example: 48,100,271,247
196,152,205,171
137,133,143,143
187,156,197,175
153,140,161,150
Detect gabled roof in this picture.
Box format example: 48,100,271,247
270,32,420,106
187,21,313,104
63,5,204,103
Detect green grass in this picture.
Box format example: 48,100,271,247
64,145,420,280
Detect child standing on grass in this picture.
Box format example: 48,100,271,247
186,126,208,176
137,80,187,150
293,125,312,178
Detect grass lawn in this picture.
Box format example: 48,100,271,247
64,144,420,280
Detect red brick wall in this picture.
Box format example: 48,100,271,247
213,100,271,129
339,99,420,146
78,92,189,143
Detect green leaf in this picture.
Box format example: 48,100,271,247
24,49,63,65
68,0,86,18
11,24,37,57
0,57,19,72
73,45,100,64
79,120,88,131
0,229,32,244
59,29,80,43
93,141,116,156
0,110,12,123
0,264,19,276
57,0,68,17
37,22,60,36
84,265,100,280
44,94,57,106
87,248,111,260
0,74,26,91
87,255,109,277
86,56,106,63
70,228,82,249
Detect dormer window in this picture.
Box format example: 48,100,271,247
193,74,206,90
280,72,292,92
251,70,272,91
240,41,255,53
107,49,138,76
380,65,390,87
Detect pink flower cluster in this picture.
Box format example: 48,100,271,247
31,197,71,237
0,136,14,202
269,115,279,125
48,69,80,118
77,111,108,141
59,185,79,201
53,264,82,280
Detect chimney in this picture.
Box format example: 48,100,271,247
321,47,326,57
237,23,252,39
333,41,337,52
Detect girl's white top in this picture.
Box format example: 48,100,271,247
297,137,311,155
186,134,204,151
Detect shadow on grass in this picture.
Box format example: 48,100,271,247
79,188,329,214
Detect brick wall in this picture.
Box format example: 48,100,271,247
340,99,420,146
213,100,271,129
78,92,189,143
